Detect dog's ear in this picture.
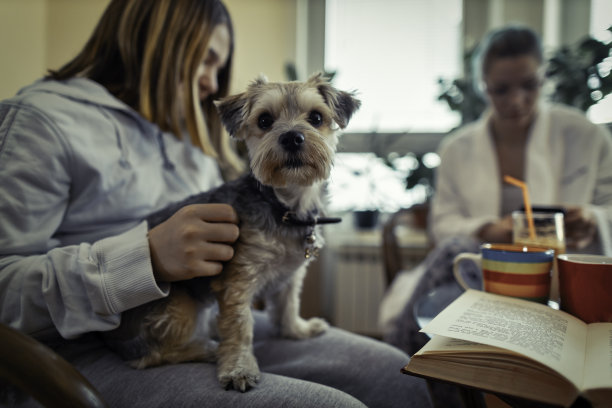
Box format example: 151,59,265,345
252,73,269,87
308,73,361,129
214,93,248,138
215,75,271,138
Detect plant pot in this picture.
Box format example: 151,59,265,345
354,210,379,229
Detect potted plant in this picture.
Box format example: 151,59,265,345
545,26,612,112
328,153,424,229
437,46,487,126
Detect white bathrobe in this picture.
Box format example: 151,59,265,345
431,103,612,255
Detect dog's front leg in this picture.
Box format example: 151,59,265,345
268,264,329,339
215,287,260,392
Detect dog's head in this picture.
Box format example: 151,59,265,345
215,73,361,187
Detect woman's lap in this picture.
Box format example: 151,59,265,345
252,314,431,407
17,312,431,408
71,348,367,408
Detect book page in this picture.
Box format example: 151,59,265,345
421,289,587,388
583,323,612,391
417,334,497,354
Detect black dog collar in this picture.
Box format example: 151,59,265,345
281,211,342,227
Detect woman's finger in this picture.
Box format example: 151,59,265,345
197,221,240,243
185,203,239,224
198,241,235,262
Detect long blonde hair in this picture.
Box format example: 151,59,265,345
49,0,244,177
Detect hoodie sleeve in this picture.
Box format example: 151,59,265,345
0,102,168,339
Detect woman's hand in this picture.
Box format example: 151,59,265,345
564,206,597,250
148,203,240,282
477,214,513,243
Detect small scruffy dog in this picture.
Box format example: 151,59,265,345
107,73,360,392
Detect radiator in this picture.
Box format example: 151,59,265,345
331,246,386,336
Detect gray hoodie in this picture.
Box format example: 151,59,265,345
0,77,222,340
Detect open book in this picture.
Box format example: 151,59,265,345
402,290,612,407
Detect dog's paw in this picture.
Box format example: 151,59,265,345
218,366,261,392
217,353,261,392
282,316,329,339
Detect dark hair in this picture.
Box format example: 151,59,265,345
477,25,543,76
48,0,243,174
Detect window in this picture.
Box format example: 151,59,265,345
587,0,612,124
325,0,463,133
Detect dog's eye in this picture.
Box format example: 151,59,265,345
307,111,323,127
258,113,274,130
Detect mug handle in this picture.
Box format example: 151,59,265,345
453,253,482,290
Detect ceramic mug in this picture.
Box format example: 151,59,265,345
453,243,555,303
557,254,612,323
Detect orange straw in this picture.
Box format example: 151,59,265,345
504,175,536,240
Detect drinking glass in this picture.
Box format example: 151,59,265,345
512,211,566,305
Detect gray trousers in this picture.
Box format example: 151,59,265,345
9,312,432,408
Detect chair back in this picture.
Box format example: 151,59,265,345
0,323,108,408
381,204,431,286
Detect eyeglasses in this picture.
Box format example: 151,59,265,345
486,77,543,98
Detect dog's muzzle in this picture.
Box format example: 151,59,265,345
279,131,305,153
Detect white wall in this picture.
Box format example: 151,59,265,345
224,0,297,90
0,0,49,98
45,0,112,71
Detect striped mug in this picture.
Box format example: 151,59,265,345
453,243,554,304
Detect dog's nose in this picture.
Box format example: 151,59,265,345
279,131,305,152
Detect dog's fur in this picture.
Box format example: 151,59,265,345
106,73,360,392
